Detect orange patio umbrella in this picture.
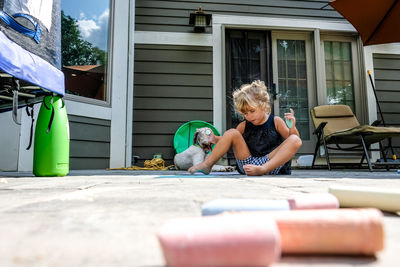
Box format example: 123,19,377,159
329,0,400,46
329,0,400,159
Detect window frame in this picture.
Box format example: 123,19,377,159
63,0,114,107
319,34,366,122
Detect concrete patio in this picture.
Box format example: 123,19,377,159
0,169,399,266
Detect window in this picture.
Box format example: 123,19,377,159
324,41,355,111
61,0,111,102
277,39,310,140
320,35,363,119
272,32,315,149
271,32,316,152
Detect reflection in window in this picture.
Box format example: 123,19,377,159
230,36,261,126
324,41,355,111
61,1,110,101
277,39,309,140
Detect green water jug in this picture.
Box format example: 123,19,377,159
33,96,69,176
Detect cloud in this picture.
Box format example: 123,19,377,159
77,19,100,38
99,9,109,22
77,8,109,50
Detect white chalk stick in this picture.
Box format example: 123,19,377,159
329,185,400,213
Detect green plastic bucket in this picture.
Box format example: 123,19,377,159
173,120,220,154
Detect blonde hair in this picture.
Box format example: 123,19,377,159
233,80,271,114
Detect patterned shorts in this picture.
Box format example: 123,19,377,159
236,154,284,175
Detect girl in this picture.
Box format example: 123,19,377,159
189,80,302,176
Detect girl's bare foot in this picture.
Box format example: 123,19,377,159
188,162,212,175
243,164,267,176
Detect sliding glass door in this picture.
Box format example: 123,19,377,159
225,30,273,129
272,32,315,151
225,30,272,162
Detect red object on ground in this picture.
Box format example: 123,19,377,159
288,193,339,210
157,214,281,267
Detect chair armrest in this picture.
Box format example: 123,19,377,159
313,122,327,135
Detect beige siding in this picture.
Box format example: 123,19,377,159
373,53,400,156
133,44,213,165
136,0,343,33
69,115,110,169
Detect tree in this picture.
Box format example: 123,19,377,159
61,11,106,66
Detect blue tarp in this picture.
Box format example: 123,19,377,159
0,30,64,95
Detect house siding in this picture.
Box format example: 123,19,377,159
133,1,384,165
133,44,213,165
69,115,111,169
135,0,343,33
373,53,400,155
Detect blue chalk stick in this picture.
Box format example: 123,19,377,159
201,198,290,216
285,119,293,128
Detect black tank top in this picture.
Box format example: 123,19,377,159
242,115,291,174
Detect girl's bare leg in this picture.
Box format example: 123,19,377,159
188,129,250,174
262,134,302,173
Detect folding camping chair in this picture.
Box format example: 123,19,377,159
310,104,400,171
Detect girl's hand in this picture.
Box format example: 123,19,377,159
243,164,266,176
284,108,296,128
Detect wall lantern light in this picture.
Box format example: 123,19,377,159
189,7,212,33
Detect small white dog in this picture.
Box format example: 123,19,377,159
174,127,235,172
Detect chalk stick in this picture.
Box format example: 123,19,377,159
256,208,384,255
157,214,281,267
288,193,339,210
329,185,400,213
201,198,290,216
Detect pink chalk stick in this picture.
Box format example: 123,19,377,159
267,208,384,255
288,193,339,210
157,214,281,267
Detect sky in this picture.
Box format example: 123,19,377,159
62,0,110,51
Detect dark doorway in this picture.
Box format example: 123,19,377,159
225,30,273,163
225,30,273,129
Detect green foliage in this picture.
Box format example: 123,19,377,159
61,11,107,66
